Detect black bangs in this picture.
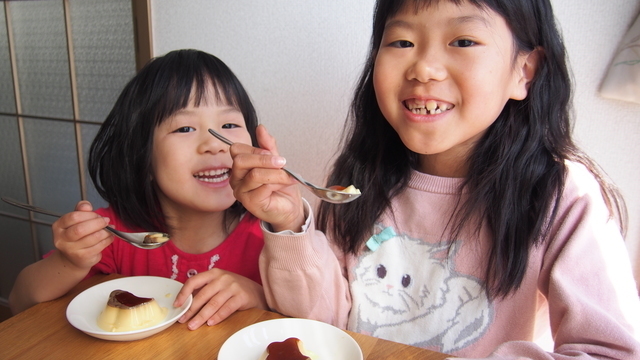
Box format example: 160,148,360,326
372,0,488,53
379,0,481,20
143,49,247,128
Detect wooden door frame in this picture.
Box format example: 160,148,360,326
132,0,152,71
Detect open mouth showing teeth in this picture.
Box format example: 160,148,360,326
193,169,230,183
405,99,453,115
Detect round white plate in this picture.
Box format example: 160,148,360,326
218,318,363,360
66,276,192,341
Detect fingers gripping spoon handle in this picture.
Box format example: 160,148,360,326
207,129,361,204
1,197,169,249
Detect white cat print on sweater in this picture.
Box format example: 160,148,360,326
349,225,493,353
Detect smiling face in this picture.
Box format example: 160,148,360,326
151,82,252,216
373,0,534,177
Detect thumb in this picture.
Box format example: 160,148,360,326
75,200,93,212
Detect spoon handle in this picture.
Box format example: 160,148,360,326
2,197,63,217
208,129,316,188
210,128,302,182
281,168,321,190
207,128,361,204
1,197,128,240
208,128,234,146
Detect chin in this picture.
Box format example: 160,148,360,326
189,191,234,211
209,194,236,208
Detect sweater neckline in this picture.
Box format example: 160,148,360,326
164,213,253,258
407,169,466,194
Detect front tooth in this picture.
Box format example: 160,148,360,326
426,100,437,111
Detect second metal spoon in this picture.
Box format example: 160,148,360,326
2,197,169,249
208,129,361,204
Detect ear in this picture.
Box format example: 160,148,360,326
510,47,542,100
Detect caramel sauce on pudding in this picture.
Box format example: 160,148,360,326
108,290,153,308
262,337,316,360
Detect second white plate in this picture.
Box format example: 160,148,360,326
218,317,362,360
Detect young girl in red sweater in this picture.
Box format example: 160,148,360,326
10,49,266,331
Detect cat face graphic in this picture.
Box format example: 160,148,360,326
355,235,451,325
350,227,493,352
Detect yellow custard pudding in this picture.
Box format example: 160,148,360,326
328,185,361,194
97,290,168,332
341,185,360,194
143,233,170,244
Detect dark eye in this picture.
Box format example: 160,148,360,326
451,39,476,47
174,126,195,133
221,123,241,129
401,274,412,288
389,40,414,48
376,265,387,279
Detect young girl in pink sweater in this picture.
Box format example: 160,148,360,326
227,0,640,358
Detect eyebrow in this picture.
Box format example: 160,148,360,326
384,14,491,31
173,105,240,117
451,15,491,27
384,19,414,31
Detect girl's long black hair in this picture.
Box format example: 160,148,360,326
317,0,626,298
89,49,259,233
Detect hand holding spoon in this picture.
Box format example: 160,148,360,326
2,197,169,249
208,129,361,204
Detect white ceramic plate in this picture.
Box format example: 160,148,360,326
66,276,192,341
218,318,363,360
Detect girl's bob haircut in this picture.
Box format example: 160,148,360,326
89,49,259,232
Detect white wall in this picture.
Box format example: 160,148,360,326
552,0,640,284
150,0,640,284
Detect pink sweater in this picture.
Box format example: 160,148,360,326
259,162,640,359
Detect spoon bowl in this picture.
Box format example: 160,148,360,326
1,197,169,249
208,129,361,204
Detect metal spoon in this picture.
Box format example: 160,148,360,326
208,129,361,204
1,197,169,249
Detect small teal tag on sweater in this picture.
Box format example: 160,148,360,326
365,226,396,251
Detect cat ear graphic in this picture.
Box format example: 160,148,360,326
366,227,397,251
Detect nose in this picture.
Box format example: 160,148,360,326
198,130,229,154
405,50,447,83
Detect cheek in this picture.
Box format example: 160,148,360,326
373,66,392,115
150,148,159,180
227,127,253,146
239,131,253,146
373,56,405,116
373,58,390,95
150,158,169,188
151,146,180,182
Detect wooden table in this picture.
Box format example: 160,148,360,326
0,274,451,359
